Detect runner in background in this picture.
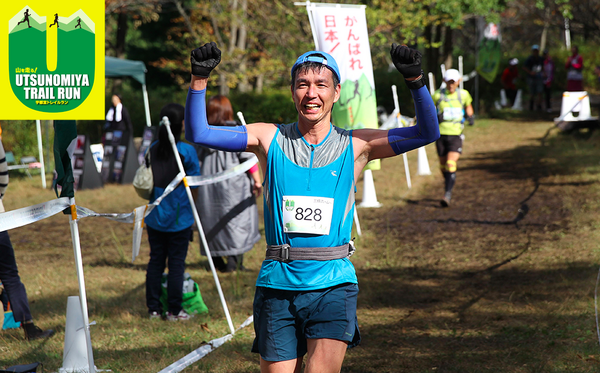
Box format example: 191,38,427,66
433,69,474,207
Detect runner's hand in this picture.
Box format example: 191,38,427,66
390,43,423,80
191,42,221,78
467,116,474,126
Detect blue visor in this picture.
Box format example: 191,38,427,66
291,51,341,82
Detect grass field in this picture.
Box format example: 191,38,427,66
1,118,600,372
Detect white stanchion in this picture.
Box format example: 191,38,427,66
59,296,95,373
417,146,432,176
358,169,381,208
163,117,235,335
511,89,523,111
555,91,597,122
500,89,508,107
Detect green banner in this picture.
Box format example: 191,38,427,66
477,39,501,83
476,23,501,83
332,73,380,170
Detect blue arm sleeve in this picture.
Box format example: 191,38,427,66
185,88,248,152
387,85,440,155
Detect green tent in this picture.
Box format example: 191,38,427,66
105,56,152,127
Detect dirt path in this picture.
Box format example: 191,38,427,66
345,120,600,372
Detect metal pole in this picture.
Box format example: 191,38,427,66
391,85,411,189
474,19,480,116
35,120,46,189
68,199,96,373
142,84,152,127
428,72,435,94
458,56,464,90
304,1,320,50
163,118,235,335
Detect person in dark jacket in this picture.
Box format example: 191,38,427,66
105,93,133,135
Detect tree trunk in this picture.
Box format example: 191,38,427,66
237,0,251,93
229,0,238,53
442,27,453,69
425,24,434,76
219,74,229,96
115,12,127,59
540,8,550,51
255,73,264,94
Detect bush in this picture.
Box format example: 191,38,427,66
229,89,298,124
0,121,54,171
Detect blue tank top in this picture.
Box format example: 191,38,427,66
255,123,358,290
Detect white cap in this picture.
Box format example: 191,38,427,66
444,69,461,82
509,58,518,66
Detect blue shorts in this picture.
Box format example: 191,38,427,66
251,283,360,362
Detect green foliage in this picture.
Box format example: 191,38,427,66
0,121,50,165
229,89,297,125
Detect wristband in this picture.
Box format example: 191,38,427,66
405,72,425,90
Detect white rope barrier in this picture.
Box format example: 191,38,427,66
0,156,258,262
157,316,253,373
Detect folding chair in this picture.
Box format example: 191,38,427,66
5,152,29,172
19,156,42,178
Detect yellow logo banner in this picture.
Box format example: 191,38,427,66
0,0,104,119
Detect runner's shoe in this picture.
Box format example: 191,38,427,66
149,311,162,320
166,310,192,322
440,192,452,208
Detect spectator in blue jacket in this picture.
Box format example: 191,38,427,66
144,103,200,321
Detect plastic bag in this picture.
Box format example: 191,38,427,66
160,273,209,315
133,151,153,200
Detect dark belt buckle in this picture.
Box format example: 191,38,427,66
281,244,290,262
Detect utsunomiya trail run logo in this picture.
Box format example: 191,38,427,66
8,7,95,113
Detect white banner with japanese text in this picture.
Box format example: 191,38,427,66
306,2,380,169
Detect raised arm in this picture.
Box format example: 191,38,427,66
184,42,248,152
354,44,439,163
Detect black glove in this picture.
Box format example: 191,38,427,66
190,42,221,78
390,43,424,89
467,116,474,126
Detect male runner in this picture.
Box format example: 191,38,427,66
433,69,474,207
185,41,439,372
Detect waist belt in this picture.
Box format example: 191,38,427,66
265,242,355,262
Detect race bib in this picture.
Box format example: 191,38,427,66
443,107,463,122
282,195,334,235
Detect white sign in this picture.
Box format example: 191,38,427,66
282,195,334,235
